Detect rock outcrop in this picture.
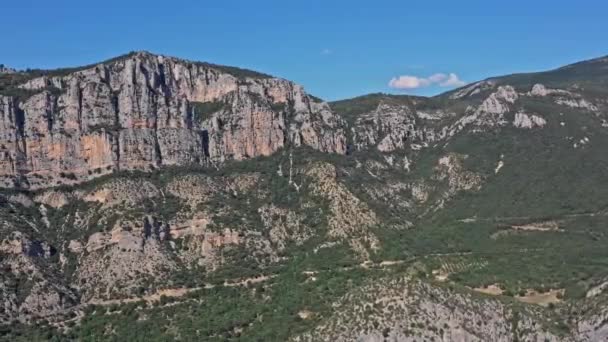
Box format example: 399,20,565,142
0,231,77,323
294,276,560,342
306,162,380,258
350,101,447,152
0,52,346,189
513,112,547,129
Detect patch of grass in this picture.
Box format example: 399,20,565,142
190,101,225,125
192,61,273,80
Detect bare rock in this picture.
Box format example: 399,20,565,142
0,52,347,189
513,112,547,129
8,193,34,208
294,276,560,342
34,190,71,208
306,162,379,258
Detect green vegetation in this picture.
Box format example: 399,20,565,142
0,72,41,100
88,123,122,132
2,249,373,342
492,55,608,94
329,93,415,124
193,61,273,80
368,108,608,298
2,53,608,341
190,101,225,125
441,54,608,98
0,49,275,101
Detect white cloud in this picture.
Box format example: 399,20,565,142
428,73,447,83
321,48,332,55
439,73,466,87
388,75,431,89
388,72,466,90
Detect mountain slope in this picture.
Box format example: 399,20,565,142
1,53,608,341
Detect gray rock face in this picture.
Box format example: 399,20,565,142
0,231,77,323
350,101,450,153
0,52,346,189
294,276,560,342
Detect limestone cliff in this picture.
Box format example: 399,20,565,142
0,51,346,188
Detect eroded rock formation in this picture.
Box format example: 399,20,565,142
0,52,346,188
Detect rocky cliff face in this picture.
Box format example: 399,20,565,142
0,52,346,189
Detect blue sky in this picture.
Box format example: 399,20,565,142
3,0,607,100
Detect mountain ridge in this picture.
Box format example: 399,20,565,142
2,51,608,341
1,50,276,83
0,51,347,189
4,51,608,102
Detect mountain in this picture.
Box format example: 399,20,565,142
1,52,608,341
0,51,345,189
